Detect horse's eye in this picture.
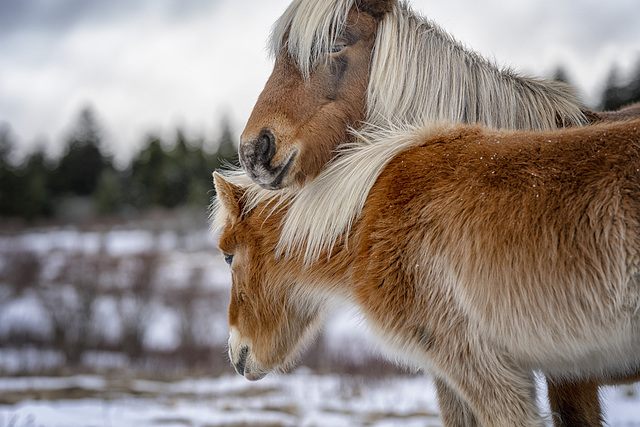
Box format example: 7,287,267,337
329,44,346,54
224,254,234,266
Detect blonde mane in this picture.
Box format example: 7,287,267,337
368,2,588,130
270,0,356,79
213,124,451,264
277,123,444,263
210,171,295,234
270,0,588,129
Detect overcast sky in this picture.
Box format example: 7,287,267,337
1,0,639,164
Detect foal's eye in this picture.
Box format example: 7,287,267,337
224,254,234,266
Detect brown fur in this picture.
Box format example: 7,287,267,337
588,102,640,123
547,379,603,426
216,118,640,426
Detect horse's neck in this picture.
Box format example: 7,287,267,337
367,7,587,131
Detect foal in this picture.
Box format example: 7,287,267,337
215,119,640,426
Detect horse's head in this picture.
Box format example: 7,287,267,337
239,0,394,189
213,173,328,380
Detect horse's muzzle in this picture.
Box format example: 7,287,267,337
228,340,268,381
239,130,298,190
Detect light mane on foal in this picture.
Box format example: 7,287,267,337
212,124,451,264
270,0,588,131
277,124,444,263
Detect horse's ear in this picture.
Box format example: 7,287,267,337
213,172,245,220
357,0,395,20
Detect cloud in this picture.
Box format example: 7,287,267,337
0,0,222,39
0,0,286,162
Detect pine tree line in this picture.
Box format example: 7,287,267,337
2,58,640,222
0,106,237,221
599,57,640,111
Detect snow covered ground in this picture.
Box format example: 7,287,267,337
0,372,441,427
0,226,639,426
0,372,638,427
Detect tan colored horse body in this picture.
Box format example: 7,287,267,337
215,119,640,426
236,0,639,422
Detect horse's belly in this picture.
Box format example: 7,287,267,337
508,326,640,380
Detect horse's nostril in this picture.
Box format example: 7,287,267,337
260,135,270,156
258,130,275,160
234,345,249,376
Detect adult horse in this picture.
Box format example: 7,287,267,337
239,0,588,191
215,118,640,427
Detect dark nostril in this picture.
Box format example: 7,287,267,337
234,345,249,376
258,130,275,160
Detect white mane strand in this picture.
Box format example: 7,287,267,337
276,123,448,264
269,0,356,79
270,0,587,129
367,1,588,130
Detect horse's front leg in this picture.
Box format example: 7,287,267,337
546,378,603,427
433,344,544,427
434,377,480,427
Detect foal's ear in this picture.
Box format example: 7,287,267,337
356,0,395,20
213,172,245,219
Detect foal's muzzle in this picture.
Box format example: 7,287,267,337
228,341,268,381
239,129,298,190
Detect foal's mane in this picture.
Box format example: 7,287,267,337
212,124,448,264
270,0,588,130
277,124,436,263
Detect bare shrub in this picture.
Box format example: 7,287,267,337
0,230,233,376
169,267,221,368
0,249,43,293
114,251,159,360
38,252,102,364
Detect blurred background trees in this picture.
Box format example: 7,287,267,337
0,106,238,224
2,58,640,224
600,58,640,111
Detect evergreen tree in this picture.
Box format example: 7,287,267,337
552,66,571,85
601,66,625,111
600,59,640,111
18,148,53,219
628,57,640,105
130,135,170,209
52,106,111,198
0,124,19,216
94,169,124,215
163,130,192,208
214,117,237,169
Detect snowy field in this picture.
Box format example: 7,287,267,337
0,225,639,426
0,372,638,427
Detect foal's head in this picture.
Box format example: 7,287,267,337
239,0,394,190
213,173,328,380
